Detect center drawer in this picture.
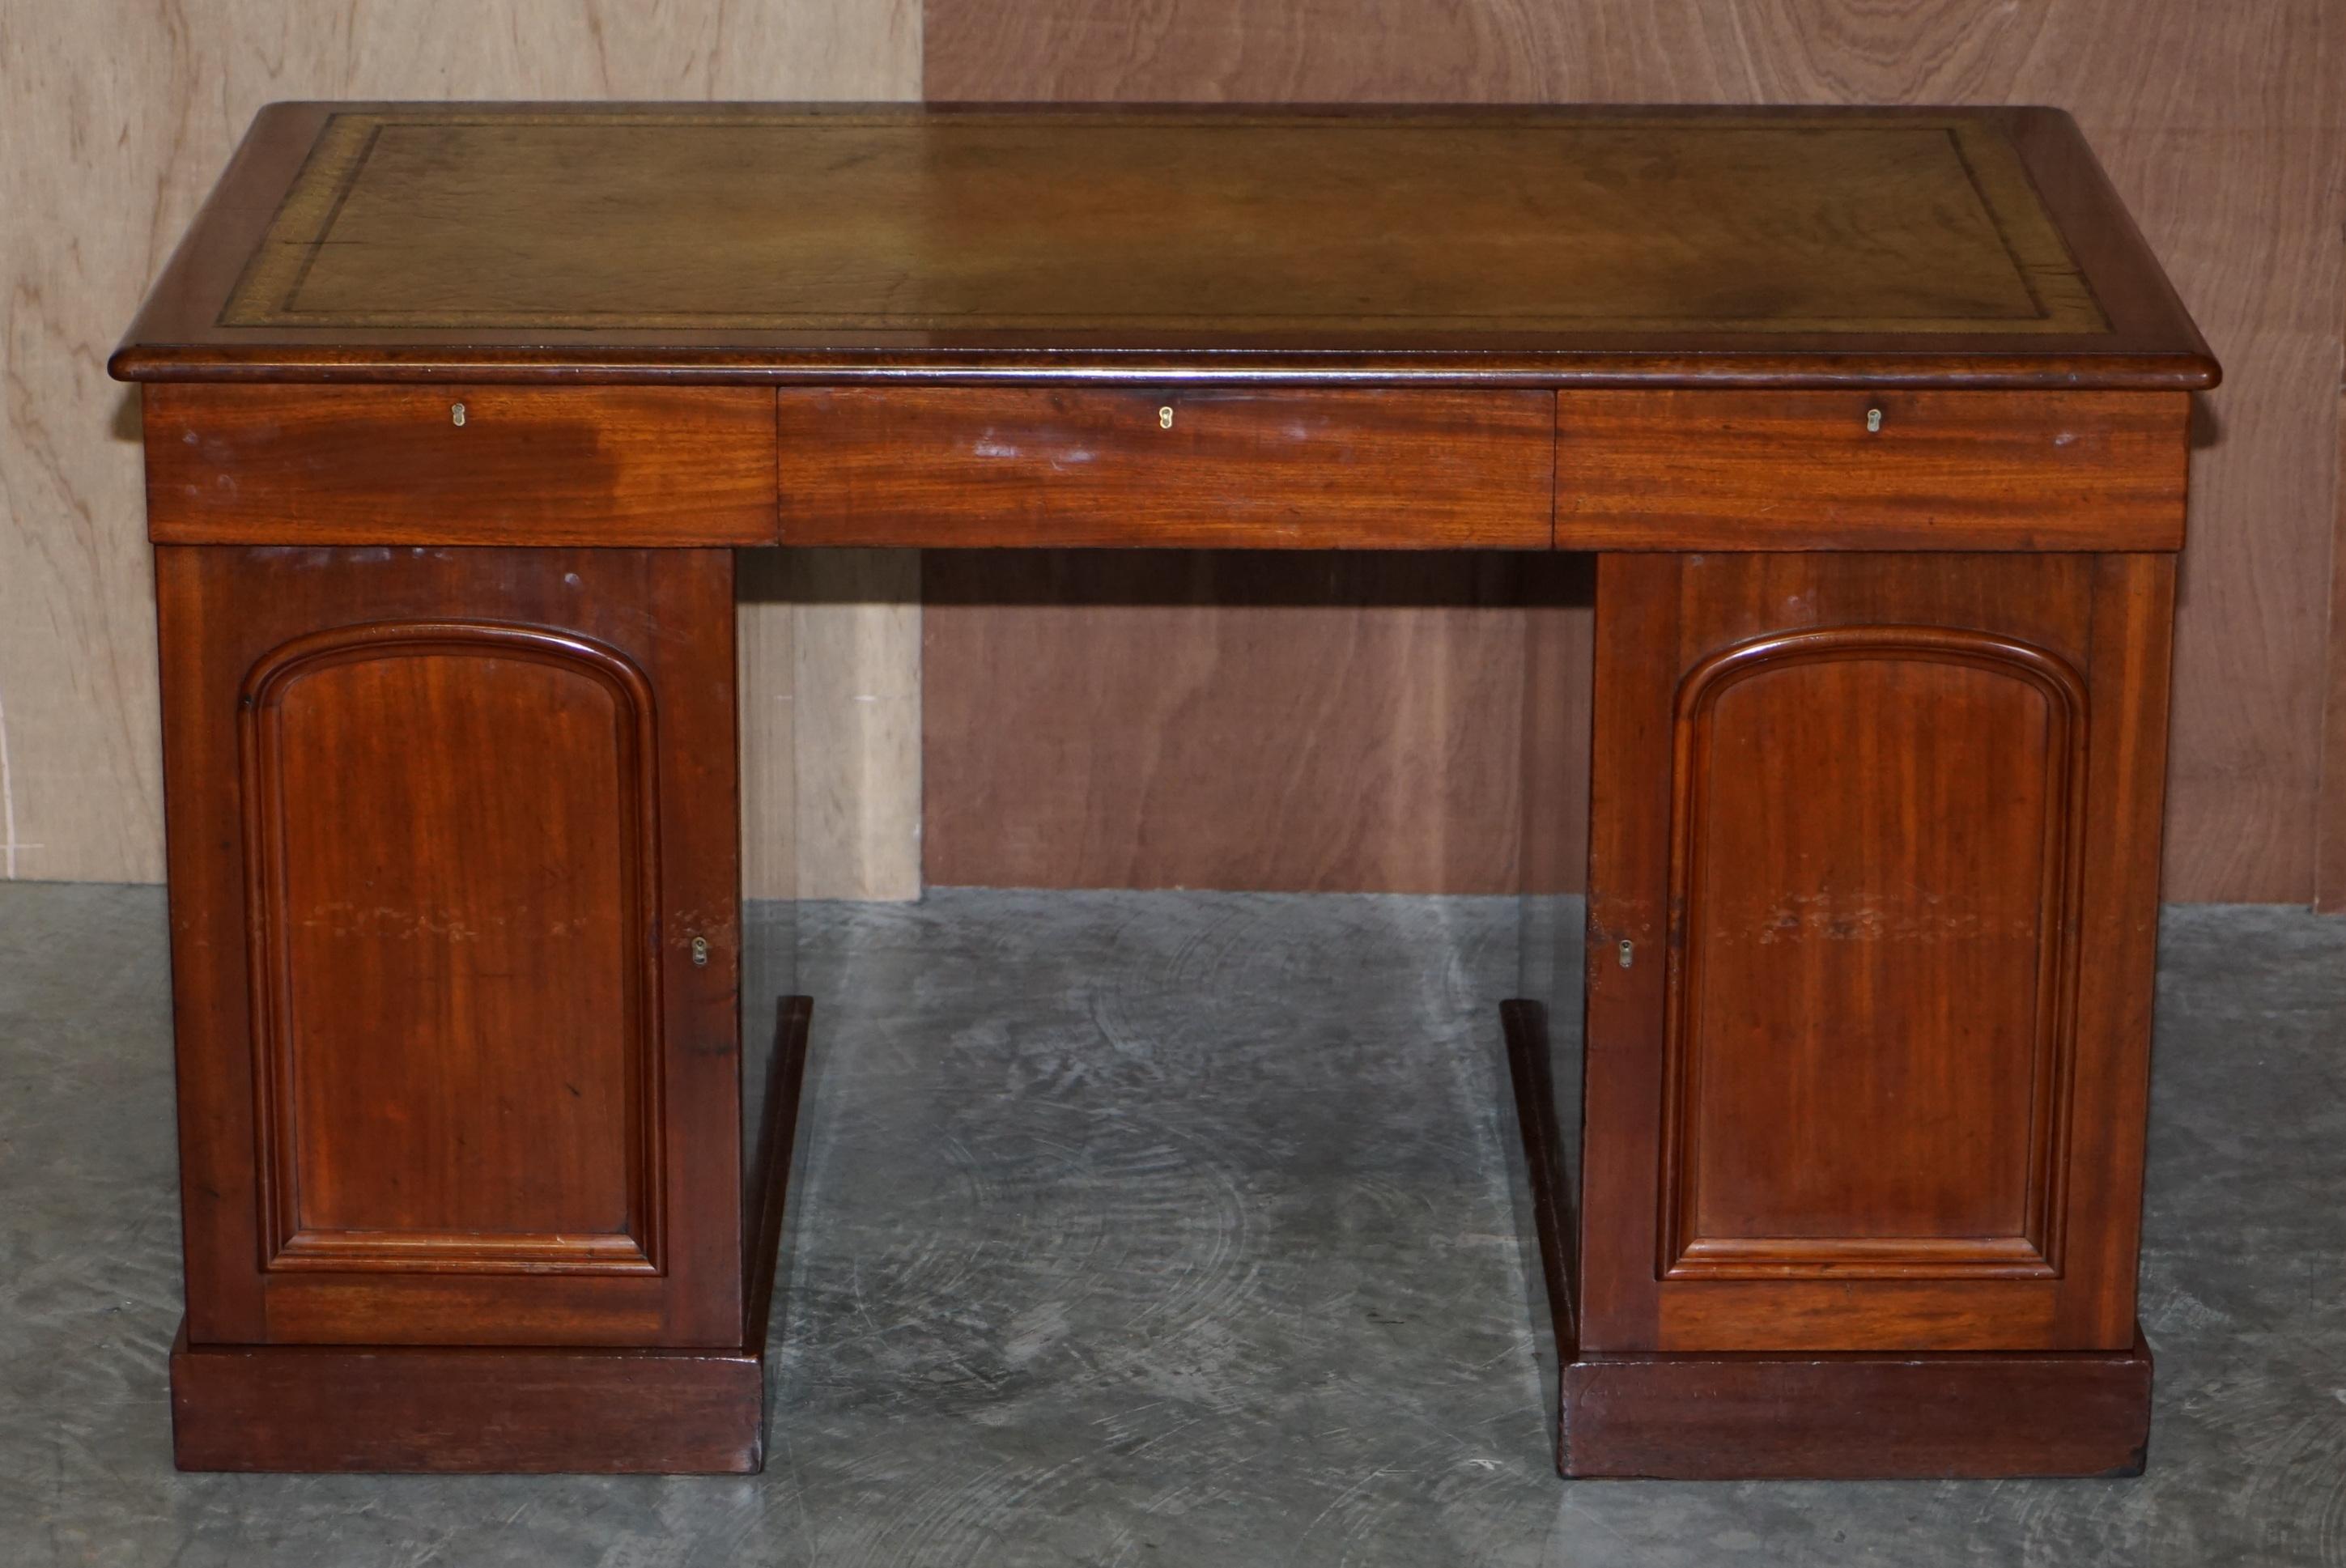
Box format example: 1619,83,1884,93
775,388,1554,548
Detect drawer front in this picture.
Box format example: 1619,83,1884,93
776,389,1554,548
1557,390,2187,550
144,385,777,546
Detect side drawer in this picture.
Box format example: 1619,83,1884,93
143,385,778,546
1555,389,2188,550
776,388,1554,548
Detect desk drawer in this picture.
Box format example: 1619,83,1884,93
1556,390,2187,550
776,389,1553,548
143,385,777,546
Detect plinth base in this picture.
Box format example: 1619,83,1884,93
1499,998,2153,1481
169,1329,767,1473
1557,1333,2151,1480
171,996,813,1474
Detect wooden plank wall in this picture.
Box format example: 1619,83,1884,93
6,2,2343,905
0,0,922,899
923,0,2346,906
2324,383,2346,912
924,552,1547,892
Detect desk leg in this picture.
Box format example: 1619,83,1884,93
153,546,812,1472
1510,550,2172,1479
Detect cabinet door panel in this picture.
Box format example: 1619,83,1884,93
157,546,742,1347
1662,627,2085,1281
1581,552,2170,1354
250,624,661,1274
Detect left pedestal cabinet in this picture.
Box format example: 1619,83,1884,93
153,542,797,1472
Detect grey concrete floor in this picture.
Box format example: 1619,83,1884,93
1,882,2341,1566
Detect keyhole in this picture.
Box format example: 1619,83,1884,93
451,402,467,427
690,936,709,967
1158,406,1174,430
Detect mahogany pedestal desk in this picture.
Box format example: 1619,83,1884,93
112,104,2216,1479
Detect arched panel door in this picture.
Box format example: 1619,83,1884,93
156,546,743,1349
1579,551,2172,1356
1658,627,2087,1286
240,622,667,1281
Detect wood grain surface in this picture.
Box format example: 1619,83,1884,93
1556,390,2189,550
738,549,927,903
1556,1332,2153,1480
922,551,1532,893
778,389,1553,548
923,0,2343,906
1502,992,2153,1479
2327,392,2346,911
1657,624,2089,1287
0,0,916,892
143,385,777,546
763,550,924,901
169,1326,767,1473
240,623,668,1278
1578,551,2170,1358
155,545,748,1349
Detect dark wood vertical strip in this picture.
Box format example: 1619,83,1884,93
155,546,270,1344
2321,397,2346,914
2055,554,2178,1345
1501,1000,1578,1353
652,549,749,1346
1575,553,1681,1352
744,996,813,1355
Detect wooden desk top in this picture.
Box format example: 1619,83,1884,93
113,103,2213,389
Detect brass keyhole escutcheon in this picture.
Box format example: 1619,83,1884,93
690,936,709,967
451,402,467,427
1864,406,1883,433
1158,406,1175,429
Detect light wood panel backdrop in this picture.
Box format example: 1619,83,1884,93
2323,326,2346,911
6,2,2344,905
0,0,921,899
923,0,2346,907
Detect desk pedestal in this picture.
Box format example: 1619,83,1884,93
154,546,813,1472
1503,550,2174,1478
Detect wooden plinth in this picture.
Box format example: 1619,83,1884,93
1499,999,2154,1481
171,996,813,1474
168,1329,766,1474
1558,1332,2152,1480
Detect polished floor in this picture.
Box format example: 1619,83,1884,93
1,882,2340,1566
